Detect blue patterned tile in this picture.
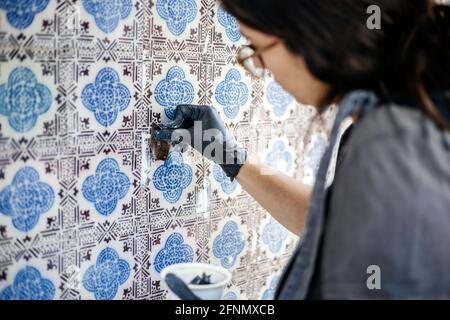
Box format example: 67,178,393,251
213,163,238,195
156,0,197,36
215,69,249,119
261,218,289,254
82,0,132,33
82,247,130,300
82,158,130,217
0,266,55,300
217,5,241,42
0,0,327,300
0,0,49,30
153,151,192,204
303,136,328,185
266,80,294,117
0,166,54,232
213,221,245,269
223,291,238,300
81,67,131,128
0,66,52,133
154,232,194,273
261,275,280,300
154,66,195,120
265,140,294,175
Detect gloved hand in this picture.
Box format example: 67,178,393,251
155,104,247,181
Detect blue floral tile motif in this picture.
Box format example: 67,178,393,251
0,0,49,30
82,0,132,33
82,158,130,216
215,69,248,119
213,163,237,195
0,167,54,232
154,233,194,273
82,247,130,300
154,66,195,120
153,151,192,204
261,275,280,300
156,0,197,36
265,140,293,174
213,221,245,269
0,67,52,133
305,137,327,177
217,5,241,42
267,81,294,117
0,266,55,300
223,291,237,300
81,67,131,127
261,218,289,254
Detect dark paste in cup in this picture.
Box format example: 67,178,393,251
190,272,213,285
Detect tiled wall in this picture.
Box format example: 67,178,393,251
0,0,331,300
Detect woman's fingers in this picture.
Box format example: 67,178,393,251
155,105,200,140
154,126,175,142
158,105,198,131
154,104,211,152
155,126,194,147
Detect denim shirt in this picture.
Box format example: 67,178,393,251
274,90,450,299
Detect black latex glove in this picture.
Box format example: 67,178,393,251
155,104,247,181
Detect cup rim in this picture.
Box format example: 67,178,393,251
161,263,232,291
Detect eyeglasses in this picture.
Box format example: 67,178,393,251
236,41,279,79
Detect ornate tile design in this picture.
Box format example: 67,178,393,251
0,0,332,300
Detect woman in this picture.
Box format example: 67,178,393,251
156,0,450,299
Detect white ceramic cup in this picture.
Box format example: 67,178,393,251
160,263,232,300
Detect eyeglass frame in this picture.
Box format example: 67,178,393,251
236,40,280,79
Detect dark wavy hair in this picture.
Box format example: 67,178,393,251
220,0,450,129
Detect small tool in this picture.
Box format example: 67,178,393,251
150,122,171,161
165,273,201,300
